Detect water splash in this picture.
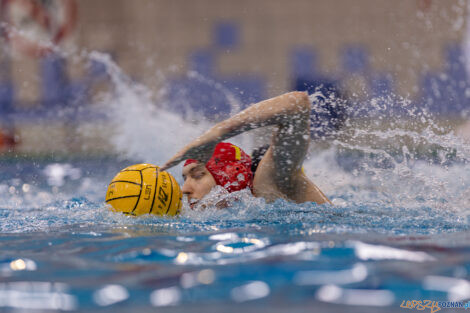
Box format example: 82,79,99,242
306,91,470,215
85,52,205,164
0,45,469,233
85,52,257,170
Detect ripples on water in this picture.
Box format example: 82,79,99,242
1,52,470,312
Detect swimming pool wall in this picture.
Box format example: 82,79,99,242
0,0,469,155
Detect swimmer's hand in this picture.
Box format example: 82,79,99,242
161,135,220,170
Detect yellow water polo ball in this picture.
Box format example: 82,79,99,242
105,164,182,216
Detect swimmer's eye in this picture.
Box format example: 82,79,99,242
192,171,205,180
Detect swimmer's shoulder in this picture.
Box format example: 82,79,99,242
252,146,290,201
251,145,331,205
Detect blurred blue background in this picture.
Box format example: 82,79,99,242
0,0,469,154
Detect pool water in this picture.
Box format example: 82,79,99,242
1,53,470,312
0,150,469,313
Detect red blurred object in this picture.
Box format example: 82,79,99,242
417,0,432,11
0,130,17,150
0,0,77,57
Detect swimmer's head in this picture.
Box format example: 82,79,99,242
182,142,253,207
182,162,217,208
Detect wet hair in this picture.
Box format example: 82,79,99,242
251,144,270,173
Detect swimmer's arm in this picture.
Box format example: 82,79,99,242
244,92,330,204
163,91,331,204
162,91,311,169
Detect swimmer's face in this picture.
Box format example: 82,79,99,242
182,162,216,208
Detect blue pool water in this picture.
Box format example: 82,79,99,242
1,150,469,313
1,53,470,312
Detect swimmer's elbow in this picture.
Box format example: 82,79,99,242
289,91,308,98
285,91,310,113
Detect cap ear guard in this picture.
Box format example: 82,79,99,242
184,142,254,193
210,161,252,192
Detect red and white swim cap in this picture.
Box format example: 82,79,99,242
183,142,253,193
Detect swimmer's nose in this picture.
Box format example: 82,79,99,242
181,182,195,206
181,180,192,195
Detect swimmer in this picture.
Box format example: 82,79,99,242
162,91,331,208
